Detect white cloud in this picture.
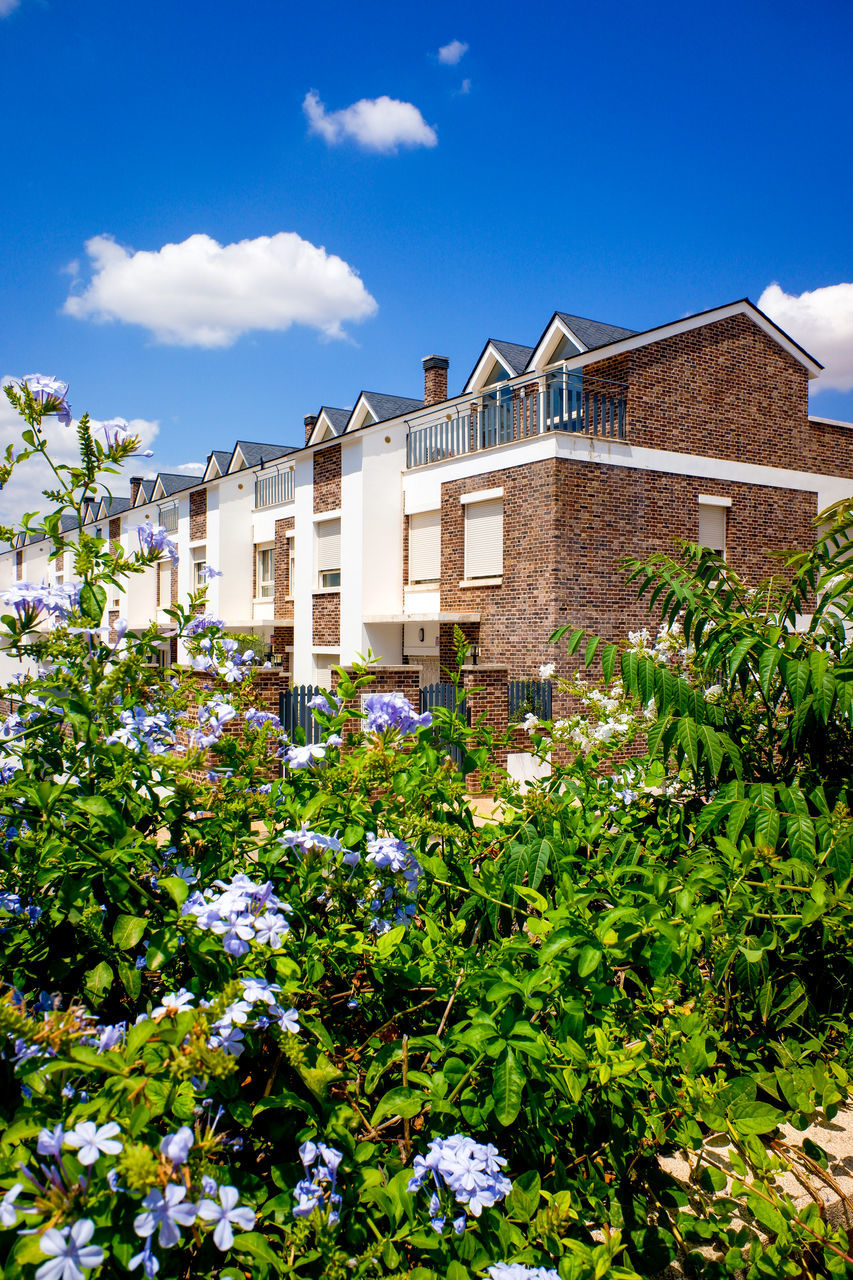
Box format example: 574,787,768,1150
460,78,472,95
63,231,378,348
303,90,437,153
171,461,205,475
0,384,159,524
758,281,853,393
0,0,20,16
438,39,468,65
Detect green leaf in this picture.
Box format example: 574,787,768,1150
577,944,602,978
784,658,811,708
786,813,816,861
507,1170,542,1221
232,1234,284,1273
527,839,551,892
699,724,724,779
370,1086,424,1126
601,643,618,684
677,717,700,772
584,635,600,667
145,927,179,971
83,961,113,1002
493,1047,525,1126
79,581,107,623
728,1100,784,1135
113,913,148,950
158,876,189,908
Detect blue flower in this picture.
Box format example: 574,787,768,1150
36,1219,103,1280
363,692,431,735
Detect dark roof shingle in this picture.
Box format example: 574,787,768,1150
555,312,637,351
490,340,535,375
360,392,424,424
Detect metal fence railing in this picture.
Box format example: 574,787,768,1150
508,679,552,723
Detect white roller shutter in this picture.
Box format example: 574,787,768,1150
316,519,341,573
409,510,441,582
158,560,172,606
465,498,503,579
698,504,726,555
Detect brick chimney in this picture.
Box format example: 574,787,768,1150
304,414,318,445
129,475,143,504
422,355,449,406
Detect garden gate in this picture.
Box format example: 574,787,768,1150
419,682,469,770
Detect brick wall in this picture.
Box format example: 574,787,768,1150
313,443,341,512
437,455,818,723
462,664,509,792
190,489,207,541
170,562,178,605
109,518,121,549
590,313,853,477
313,593,340,646
274,517,295,618
15,550,22,581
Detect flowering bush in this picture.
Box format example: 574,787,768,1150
1,380,853,1279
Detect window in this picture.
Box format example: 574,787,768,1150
192,549,208,591
158,560,172,607
316,519,341,589
287,535,296,599
698,498,729,557
256,545,275,599
409,510,441,583
463,492,503,581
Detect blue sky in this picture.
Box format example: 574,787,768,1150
1,0,852,505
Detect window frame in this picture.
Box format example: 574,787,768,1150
255,544,275,600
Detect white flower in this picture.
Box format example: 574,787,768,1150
64,1121,123,1166
197,1185,255,1250
152,988,195,1018
160,1126,194,1166
0,1182,28,1227
36,1220,104,1280
277,1007,300,1034
538,662,555,679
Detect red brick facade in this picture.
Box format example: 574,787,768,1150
189,489,207,541
435,456,818,720
313,443,341,513
313,592,340,647
590,313,852,477
274,517,295,618
15,550,22,580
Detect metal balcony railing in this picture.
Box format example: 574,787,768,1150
406,368,626,468
158,503,178,532
255,468,295,508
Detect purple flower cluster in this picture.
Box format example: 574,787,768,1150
0,890,42,923
293,1141,343,1224
2,582,81,621
280,824,345,857
191,637,255,683
208,978,301,1057
281,733,342,770
17,374,72,427
487,1268,560,1280
308,692,342,717
135,523,179,565
105,706,175,755
190,700,236,750
366,834,422,892
185,614,224,636
408,1134,512,1231
182,873,293,956
363,691,431,736
244,707,281,731
100,418,154,457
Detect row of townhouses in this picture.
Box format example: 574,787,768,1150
3,298,853,712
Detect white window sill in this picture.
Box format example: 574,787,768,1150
407,581,440,590
253,596,275,604
313,587,341,596
459,577,502,588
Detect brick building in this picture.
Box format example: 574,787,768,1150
4,297,853,736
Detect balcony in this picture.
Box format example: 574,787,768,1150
406,368,626,468
255,467,294,509
158,503,178,532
